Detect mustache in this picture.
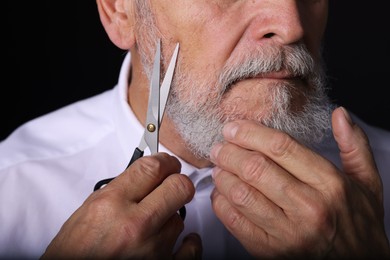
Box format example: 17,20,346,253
218,43,316,93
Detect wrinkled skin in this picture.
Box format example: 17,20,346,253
210,108,390,258
41,0,390,258
42,153,202,259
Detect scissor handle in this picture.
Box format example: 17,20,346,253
93,177,114,191
127,147,144,168
93,147,144,191
126,147,185,219
93,146,186,219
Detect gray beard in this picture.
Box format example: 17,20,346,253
134,1,334,160
165,44,334,160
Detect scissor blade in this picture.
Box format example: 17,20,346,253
160,43,179,119
143,41,179,155
144,40,161,154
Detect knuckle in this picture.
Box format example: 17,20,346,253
282,203,336,254
327,176,347,200
214,144,232,165
234,123,253,144
88,191,121,217
301,200,336,239
230,182,253,207
88,194,148,244
121,216,149,245
241,153,271,183
134,156,164,181
226,208,245,230
314,166,348,203
122,205,167,245
270,132,297,159
166,174,195,202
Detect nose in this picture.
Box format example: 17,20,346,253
245,0,305,45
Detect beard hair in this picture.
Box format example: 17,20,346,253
166,44,335,159
134,0,160,80
134,0,334,160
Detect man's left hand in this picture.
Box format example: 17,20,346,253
210,107,390,258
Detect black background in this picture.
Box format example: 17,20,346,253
2,1,389,141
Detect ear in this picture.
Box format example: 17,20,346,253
96,0,135,49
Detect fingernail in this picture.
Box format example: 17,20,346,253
340,106,353,125
211,167,221,180
210,188,218,200
183,233,202,260
210,143,222,162
223,122,239,139
184,232,201,242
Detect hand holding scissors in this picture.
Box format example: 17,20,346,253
94,41,186,219
43,41,201,259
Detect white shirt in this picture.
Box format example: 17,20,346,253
1,52,389,259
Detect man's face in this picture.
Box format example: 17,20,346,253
134,0,332,159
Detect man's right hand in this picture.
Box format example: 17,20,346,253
41,153,202,259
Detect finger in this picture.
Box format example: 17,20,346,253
212,166,288,230
107,153,182,202
218,120,340,188
211,142,314,210
331,107,383,200
210,188,273,257
138,173,195,231
173,233,203,260
154,213,186,255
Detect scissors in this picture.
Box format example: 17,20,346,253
93,40,186,219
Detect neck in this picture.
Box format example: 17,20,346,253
128,50,212,169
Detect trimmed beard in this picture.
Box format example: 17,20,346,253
165,44,334,159
134,1,334,160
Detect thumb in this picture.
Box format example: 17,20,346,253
173,233,203,260
332,106,383,202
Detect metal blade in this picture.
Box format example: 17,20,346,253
159,43,179,120
144,40,161,154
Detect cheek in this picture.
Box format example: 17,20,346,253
171,64,220,106
154,2,247,76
